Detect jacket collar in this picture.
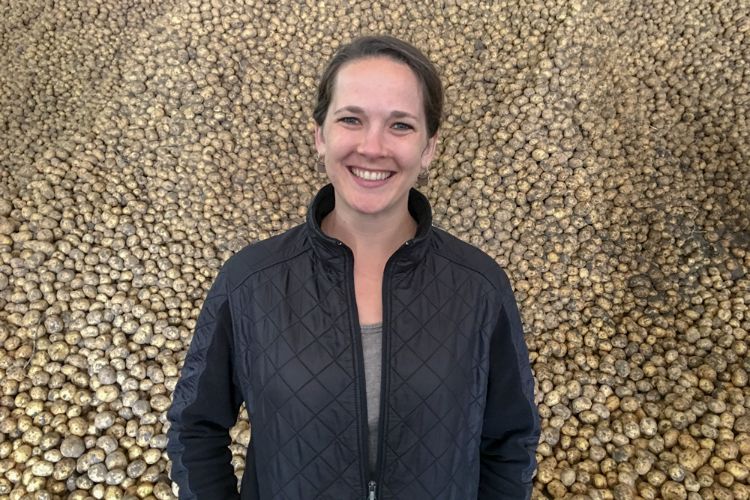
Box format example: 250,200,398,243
306,183,433,269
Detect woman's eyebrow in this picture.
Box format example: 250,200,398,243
333,105,365,115
333,106,418,121
390,110,418,121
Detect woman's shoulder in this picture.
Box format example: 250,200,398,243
218,223,308,290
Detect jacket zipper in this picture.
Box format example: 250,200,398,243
368,480,377,500
339,243,374,499
373,240,412,499
342,239,412,500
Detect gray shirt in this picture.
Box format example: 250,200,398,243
361,322,382,475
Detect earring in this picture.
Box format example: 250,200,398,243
316,154,326,173
416,168,429,187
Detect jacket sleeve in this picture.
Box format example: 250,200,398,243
167,271,245,499
478,275,540,500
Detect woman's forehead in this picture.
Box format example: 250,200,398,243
330,57,424,114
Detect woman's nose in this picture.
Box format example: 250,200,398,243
356,127,385,157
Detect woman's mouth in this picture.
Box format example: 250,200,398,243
349,167,394,182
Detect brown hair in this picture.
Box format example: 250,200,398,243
313,35,443,138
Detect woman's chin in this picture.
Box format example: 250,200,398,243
338,191,402,219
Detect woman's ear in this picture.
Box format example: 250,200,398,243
421,133,438,169
314,123,326,157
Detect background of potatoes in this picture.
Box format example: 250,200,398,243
0,0,747,498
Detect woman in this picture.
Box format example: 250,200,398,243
167,35,539,500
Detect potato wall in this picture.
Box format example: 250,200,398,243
0,1,748,498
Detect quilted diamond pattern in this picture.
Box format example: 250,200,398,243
223,244,500,499
380,254,496,499
232,256,365,499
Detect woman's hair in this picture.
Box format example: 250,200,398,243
313,35,443,138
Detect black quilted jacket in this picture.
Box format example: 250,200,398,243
167,184,539,500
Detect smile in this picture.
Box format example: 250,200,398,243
350,167,393,181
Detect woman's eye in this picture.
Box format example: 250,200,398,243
392,122,414,131
339,116,360,125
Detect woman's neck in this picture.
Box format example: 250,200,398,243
321,204,417,259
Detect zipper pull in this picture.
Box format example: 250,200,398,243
368,480,377,500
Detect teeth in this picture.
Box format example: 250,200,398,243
352,167,391,181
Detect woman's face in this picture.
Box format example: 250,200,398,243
314,57,437,220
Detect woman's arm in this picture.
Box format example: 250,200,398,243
167,273,244,499
478,281,540,500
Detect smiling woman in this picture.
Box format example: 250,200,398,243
167,35,540,500
314,56,437,228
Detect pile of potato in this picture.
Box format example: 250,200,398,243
0,0,747,498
